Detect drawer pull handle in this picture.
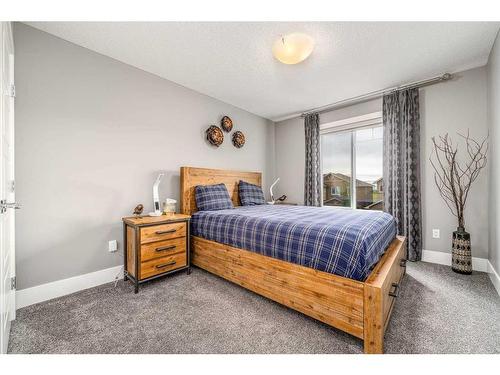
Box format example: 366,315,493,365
400,259,407,268
156,261,176,269
155,245,176,252
389,282,399,298
155,229,176,235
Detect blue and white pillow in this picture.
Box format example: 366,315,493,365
195,183,234,211
239,180,266,206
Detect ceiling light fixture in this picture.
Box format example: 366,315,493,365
272,33,315,65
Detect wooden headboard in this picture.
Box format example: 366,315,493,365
180,167,262,215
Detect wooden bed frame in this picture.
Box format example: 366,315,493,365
180,166,406,354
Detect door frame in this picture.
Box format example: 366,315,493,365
0,20,15,354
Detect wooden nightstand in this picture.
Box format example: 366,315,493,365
122,214,191,293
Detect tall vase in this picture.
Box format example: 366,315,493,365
452,227,472,274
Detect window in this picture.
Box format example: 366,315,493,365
321,113,384,211
331,186,341,195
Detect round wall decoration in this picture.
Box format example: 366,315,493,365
206,125,224,147
221,116,233,132
232,131,245,148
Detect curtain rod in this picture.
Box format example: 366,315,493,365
298,72,453,119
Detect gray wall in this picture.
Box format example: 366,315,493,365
420,67,489,259
14,23,275,290
275,67,489,259
487,31,500,275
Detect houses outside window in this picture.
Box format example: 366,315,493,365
320,112,384,210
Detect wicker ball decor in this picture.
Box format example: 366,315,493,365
221,116,233,132
232,131,245,148
206,125,224,147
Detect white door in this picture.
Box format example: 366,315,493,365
0,21,16,354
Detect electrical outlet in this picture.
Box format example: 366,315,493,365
108,240,118,252
432,229,440,239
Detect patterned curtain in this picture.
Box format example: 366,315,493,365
383,88,422,261
304,113,321,206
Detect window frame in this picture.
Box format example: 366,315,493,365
320,111,383,210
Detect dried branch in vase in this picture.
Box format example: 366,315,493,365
429,130,488,229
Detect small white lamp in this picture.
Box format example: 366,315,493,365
268,178,280,205
148,173,164,217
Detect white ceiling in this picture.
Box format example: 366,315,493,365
25,22,500,121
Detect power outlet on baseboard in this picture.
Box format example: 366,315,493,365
108,240,118,252
432,229,440,239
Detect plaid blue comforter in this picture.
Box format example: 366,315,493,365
191,205,397,281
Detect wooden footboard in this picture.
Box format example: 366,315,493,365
191,235,406,353
363,236,406,353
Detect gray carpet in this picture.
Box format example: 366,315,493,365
8,262,500,354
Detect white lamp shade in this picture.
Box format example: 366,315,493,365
272,33,315,65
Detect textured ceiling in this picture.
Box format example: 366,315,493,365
25,22,500,121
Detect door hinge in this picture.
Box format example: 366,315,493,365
10,180,15,193
9,84,15,98
10,276,16,290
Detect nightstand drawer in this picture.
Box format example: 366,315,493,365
140,252,187,279
140,222,186,244
141,237,186,262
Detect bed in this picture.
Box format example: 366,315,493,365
180,166,406,354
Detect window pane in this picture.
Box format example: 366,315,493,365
355,126,384,210
321,132,352,207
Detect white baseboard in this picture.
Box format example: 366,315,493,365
487,261,500,297
421,249,488,272
16,265,123,309
421,250,500,297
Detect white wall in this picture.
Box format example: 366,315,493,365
275,67,489,259
14,23,275,290
487,31,500,276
